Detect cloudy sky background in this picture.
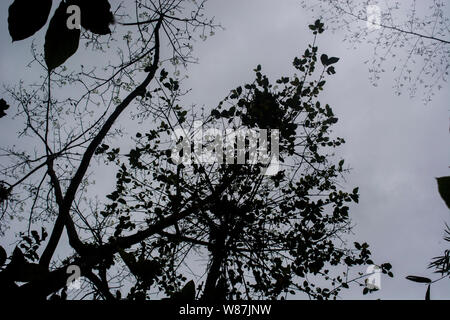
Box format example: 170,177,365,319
0,0,449,299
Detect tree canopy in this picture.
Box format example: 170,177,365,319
0,1,392,300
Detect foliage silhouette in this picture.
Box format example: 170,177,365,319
44,1,81,71
8,0,53,41
72,0,115,35
84,20,392,300
7,0,115,70
0,0,391,300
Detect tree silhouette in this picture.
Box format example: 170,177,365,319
0,1,391,300
106,50,394,300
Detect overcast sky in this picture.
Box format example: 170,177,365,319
0,0,449,299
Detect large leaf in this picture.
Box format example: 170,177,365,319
73,0,115,35
8,0,52,41
406,275,432,283
44,1,81,71
436,176,450,209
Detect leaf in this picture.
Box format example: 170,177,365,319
436,176,450,209
41,227,48,241
381,262,393,270
172,280,196,301
44,1,81,71
0,99,10,119
31,230,40,243
326,66,336,75
319,54,339,67
73,0,115,35
8,0,53,41
0,245,6,266
406,275,432,283
327,57,340,65
320,54,328,66
425,284,431,300
211,109,220,119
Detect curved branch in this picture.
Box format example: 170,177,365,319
58,18,163,256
